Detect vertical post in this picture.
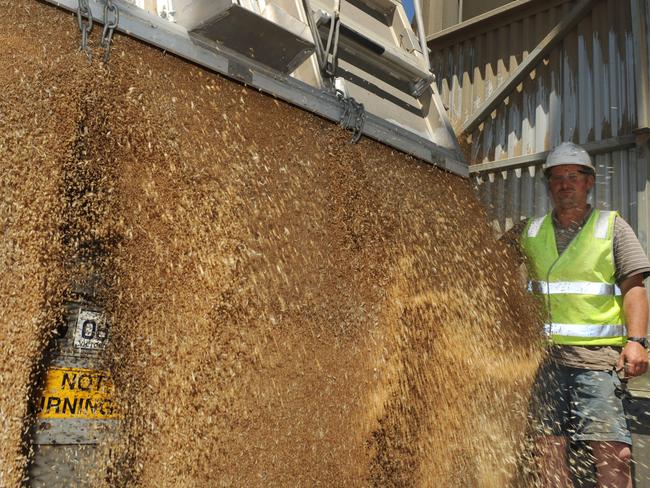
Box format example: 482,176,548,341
27,87,119,486
631,0,650,131
630,130,650,454
627,0,650,450
631,0,650,254
630,0,650,406
636,132,650,255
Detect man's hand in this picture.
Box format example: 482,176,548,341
617,341,648,378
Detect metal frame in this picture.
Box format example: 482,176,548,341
41,0,468,177
459,0,596,135
468,135,637,175
426,0,570,44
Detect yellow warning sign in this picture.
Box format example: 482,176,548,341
37,367,119,420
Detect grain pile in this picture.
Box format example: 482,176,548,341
1,2,543,486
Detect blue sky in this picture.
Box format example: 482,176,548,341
403,0,414,20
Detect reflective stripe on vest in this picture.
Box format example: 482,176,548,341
544,323,627,338
528,280,622,296
594,210,611,239
527,216,545,238
521,209,625,346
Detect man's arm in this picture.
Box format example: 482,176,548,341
617,273,649,377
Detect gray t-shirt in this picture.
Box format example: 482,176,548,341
506,208,650,369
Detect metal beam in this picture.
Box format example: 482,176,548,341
631,0,650,131
426,0,569,45
428,0,532,43
468,135,637,175
459,0,596,136
40,0,468,177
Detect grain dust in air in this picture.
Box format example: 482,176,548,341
0,2,543,487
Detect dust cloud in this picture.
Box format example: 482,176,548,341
1,2,543,486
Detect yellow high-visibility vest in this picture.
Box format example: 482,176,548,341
521,209,626,346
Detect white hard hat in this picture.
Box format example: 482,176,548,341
544,142,595,175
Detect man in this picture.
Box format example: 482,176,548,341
515,142,650,487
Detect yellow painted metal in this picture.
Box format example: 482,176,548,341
37,367,118,420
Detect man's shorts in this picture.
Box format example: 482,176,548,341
529,359,632,445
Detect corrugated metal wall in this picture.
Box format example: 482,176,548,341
475,145,645,235
428,0,650,243
431,0,637,162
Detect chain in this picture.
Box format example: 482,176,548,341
77,0,94,63
350,104,366,143
336,90,365,144
101,0,119,64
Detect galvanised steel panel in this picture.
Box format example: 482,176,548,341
474,147,642,235
430,0,640,164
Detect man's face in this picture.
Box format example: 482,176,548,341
548,164,594,210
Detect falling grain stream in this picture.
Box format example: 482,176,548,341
1,2,544,486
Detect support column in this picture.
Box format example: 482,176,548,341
631,0,650,132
